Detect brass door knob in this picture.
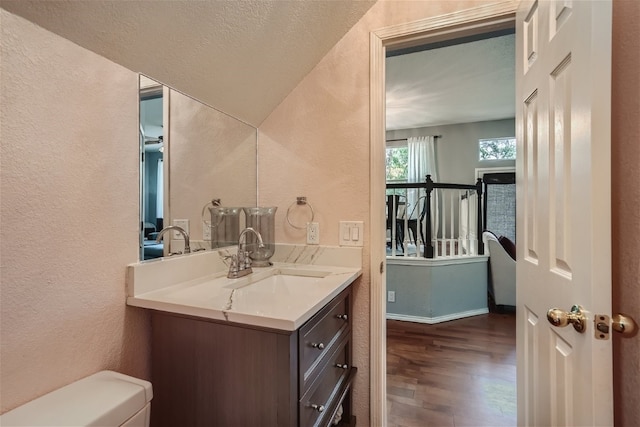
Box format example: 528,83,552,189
547,305,587,333
612,314,637,336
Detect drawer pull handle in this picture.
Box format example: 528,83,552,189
336,314,348,321
335,363,349,369
311,342,325,350
311,404,325,413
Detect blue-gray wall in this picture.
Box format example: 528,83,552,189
386,258,489,322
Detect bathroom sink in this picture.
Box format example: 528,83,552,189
218,269,334,315
158,268,333,309
223,268,331,290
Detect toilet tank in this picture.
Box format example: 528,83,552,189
0,371,152,427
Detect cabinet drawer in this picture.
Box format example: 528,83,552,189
299,287,350,386
299,341,349,427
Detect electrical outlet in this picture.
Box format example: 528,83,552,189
388,291,396,303
307,222,320,244
203,222,212,241
173,219,189,239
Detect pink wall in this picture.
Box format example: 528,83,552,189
260,0,640,423
258,1,505,423
0,11,149,412
612,0,640,424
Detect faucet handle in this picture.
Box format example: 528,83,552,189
236,250,250,269
224,253,238,267
242,251,252,269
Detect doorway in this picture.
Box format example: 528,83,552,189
384,26,517,427
368,3,519,424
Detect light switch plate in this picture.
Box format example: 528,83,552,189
339,221,364,247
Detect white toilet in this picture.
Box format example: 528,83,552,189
0,371,152,427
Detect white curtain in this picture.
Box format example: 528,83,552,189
407,136,438,219
156,159,164,217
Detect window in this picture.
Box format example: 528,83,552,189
479,137,516,160
386,146,408,181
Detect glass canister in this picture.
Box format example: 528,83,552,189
209,207,242,249
243,207,277,266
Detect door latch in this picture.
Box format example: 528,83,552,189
594,313,638,340
594,314,610,340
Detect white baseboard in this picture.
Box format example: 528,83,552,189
386,308,489,324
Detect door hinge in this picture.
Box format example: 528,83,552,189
380,261,384,274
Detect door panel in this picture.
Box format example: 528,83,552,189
516,0,613,425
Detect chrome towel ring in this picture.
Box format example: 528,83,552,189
286,196,314,230
201,198,222,226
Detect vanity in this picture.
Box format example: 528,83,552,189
127,245,362,427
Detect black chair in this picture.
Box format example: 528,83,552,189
386,195,405,252
406,196,427,247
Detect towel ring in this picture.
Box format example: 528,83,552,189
201,198,222,226
286,196,314,230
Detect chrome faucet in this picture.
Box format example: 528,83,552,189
156,225,191,254
227,227,264,278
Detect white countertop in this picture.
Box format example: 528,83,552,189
126,245,362,331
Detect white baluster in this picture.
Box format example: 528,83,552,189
450,191,454,256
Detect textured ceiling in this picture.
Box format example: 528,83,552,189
386,33,515,131
1,0,375,127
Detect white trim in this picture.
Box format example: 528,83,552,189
162,86,171,257
475,165,517,180
386,308,490,325
369,2,517,424
386,255,488,267
369,29,388,427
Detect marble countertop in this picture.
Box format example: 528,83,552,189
126,244,362,331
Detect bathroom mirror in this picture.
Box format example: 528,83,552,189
139,75,257,260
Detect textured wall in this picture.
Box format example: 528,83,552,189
612,0,640,424
0,1,376,128
0,11,149,412
257,1,504,423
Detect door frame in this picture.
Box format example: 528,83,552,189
369,2,518,424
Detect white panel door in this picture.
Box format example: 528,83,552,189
515,0,613,425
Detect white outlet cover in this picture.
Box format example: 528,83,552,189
173,219,189,239
203,223,212,241
307,222,320,244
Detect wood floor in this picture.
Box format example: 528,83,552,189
386,313,516,427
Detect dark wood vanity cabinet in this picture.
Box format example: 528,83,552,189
150,286,356,427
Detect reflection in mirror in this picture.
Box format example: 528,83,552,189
138,75,258,261
139,76,166,260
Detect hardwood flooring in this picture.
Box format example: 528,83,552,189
386,313,516,427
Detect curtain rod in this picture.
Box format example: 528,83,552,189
385,135,442,143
